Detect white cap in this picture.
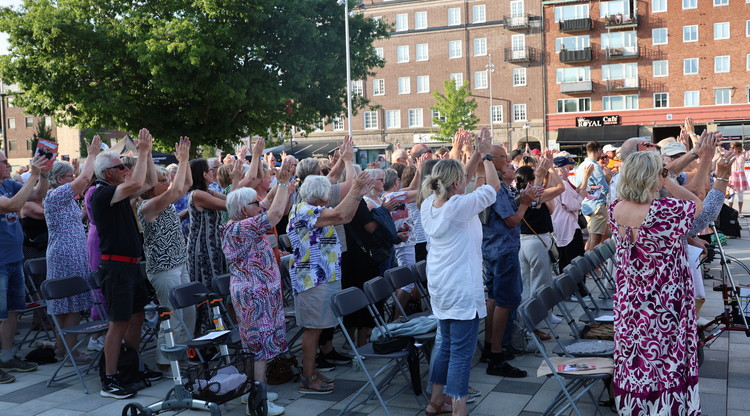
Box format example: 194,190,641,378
661,141,687,157
602,144,618,153
558,151,578,158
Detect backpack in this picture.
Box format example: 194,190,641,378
98,344,150,391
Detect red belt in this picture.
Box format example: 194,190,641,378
101,254,140,264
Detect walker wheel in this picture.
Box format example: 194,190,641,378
122,402,148,416
697,330,705,367
247,383,268,416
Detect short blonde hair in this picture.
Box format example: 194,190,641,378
421,159,464,202
216,164,234,189
617,151,662,204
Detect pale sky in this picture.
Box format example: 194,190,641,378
0,0,23,55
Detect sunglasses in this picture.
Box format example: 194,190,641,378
641,142,658,149
107,164,126,171
247,201,259,207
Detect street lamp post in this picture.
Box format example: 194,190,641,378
338,0,354,138
523,123,531,149
486,54,495,143
0,93,7,156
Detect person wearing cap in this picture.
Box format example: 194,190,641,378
661,142,690,186
575,141,609,251
510,149,523,170
552,156,591,273
603,144,621,172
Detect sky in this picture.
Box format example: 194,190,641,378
0,0,23,54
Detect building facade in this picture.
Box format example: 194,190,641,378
543,0,750,150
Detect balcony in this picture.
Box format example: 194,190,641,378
604,13,638,29
560,48,593,63
559,18,592,33
606,78,640,91
560,80,593,94
504,47,532,62
606,45,639,60
504,14,530,30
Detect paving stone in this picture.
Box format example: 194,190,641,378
493,380,542,395
0,380,70,403
701,392,727,416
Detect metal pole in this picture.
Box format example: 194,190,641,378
343,0,353,138
0,94,6,155
486,54,495,143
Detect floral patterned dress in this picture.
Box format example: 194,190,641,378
43,183,92,315
221,212,286,361
609,198,700,416
286,202,341,295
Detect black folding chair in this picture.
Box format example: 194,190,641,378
17,258,54,348
563,264,612,323
384,266,431,320
570,257,613,307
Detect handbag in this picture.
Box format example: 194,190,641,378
577,212,588,230
266,352,300,385
522,218,559,264
372,336,412,354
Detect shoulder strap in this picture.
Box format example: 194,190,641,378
521,217,547,248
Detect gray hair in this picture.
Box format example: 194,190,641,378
207,157,220,168
226,187,258,221
296,158,321,184
298,175,331,204
49,161,74,188
155,165,169,180
166,163,179,176
620,137,644,161
383,168,399,191
617,151,662,204
94,151,121,180
364,168,383,180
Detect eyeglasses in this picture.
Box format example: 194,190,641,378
61,174,75,179
158,178,169,184
107,164,126,171
247,201,259,207
641,142,658,149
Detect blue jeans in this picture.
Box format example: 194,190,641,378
0,260,25,320
429,317,480,399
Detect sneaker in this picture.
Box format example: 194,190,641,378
320,348,352,365
0,369,15,384
0,357,38,372
100,375,136,399
243,391,278,403
315,355,336,372
247,400,284,416
87,337,105,352
549,314,563,324
142,365,163,382
486,361,527,378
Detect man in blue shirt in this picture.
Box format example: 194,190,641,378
575,141,610,250
0,151,48,383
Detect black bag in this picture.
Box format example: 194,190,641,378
372,336,411,354
372,336,421,396
99,344,150,391
577,212,588,230
717,203,741,238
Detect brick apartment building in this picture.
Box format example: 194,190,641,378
304,0,547,165
544,0,750,152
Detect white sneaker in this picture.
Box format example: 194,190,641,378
242,391,278,403
549,314,563,324
87,337,104,352
246,400,285,416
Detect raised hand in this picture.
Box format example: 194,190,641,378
352,171,374,197
252,138,265,157
135,128,153,153
71,158,80,172
276,156,294,184
476,127,492,156
175,137,191,164
716,149,735,179
684,117,695,135
29,154,45,176
340,136,354,161
237,146,248,163
518,186,537,206
535,157,552,179
87,135,102,158
230,159,244,181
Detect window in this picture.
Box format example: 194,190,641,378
332,116,345,131
373,79,385,96
395,13,408,31
557,98,591,113
684,91,700,106
25,117,33,128
511,34,525,51
748,53,750,70
352,80,364,96
416,43,429,61
473,38,487,56
7,118,15,129
602,95,639,110
683,0,697,8
364,111,378,129
602,62,638,80
513,104,527,121
475,70,488,89
448,8,461,25
654,93,669,108
747,19,750,36
491,105,503,123
44,116,52,127
472,4,486,23
556,66,591,83
555,35,590,52
397,45,409,63
414,11,427,29
416,75,430,93
653,0,667,12
8,140,15,151
683,25,698,42
513,68,527,86
398,77,410,94
684,58,699,75
601,31,637,49
375,48,384,59
6,97,13,108
408,108,423,127
449,73,464,87
714,22,730,40
653,60,669,77
715,56,730,73
26,140,32,151
385,110,401,128
431,110,444,127
510,0,525,18
652,28,668,45
448,40,462,58
600,0,630,17
714,0,729,5
554,4,589,22
715,88,731,105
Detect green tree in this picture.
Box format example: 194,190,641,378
430,79,479,142
30,117,54,151
0,0,388,149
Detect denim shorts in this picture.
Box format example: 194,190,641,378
484,252,523,308
0,260,26,320
429,317,480,399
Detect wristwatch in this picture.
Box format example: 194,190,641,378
482,154,494,162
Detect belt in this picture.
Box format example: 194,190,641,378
101,254,140,264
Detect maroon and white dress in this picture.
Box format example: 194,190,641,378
608,198,700,416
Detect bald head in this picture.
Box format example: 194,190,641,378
490,145,508,171
410,144,432,160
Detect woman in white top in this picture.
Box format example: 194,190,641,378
420,128,500,416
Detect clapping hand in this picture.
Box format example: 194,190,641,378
175,137,191,164
87,135,102,158
276,157,295,186
252,138,265,157
28,154,46,176
135,128,153,154
476,127,492,156
352,171,375,197
237,146,248,163
716,149,735,179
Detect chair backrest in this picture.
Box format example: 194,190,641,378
279,254,293,282
563,263,585,285
518,296,549,332
583,251,602,269
384,266,419,290
570,256,593,275
605,238,615,253
212,274,231,297
412,260,427,285
553,272,578,299
169,282,210,310
594,244,612,262
330,287,370,318
363,276,394,305
41,275,90,300
278,234,292,252
533,285,562,311
24,257,47,277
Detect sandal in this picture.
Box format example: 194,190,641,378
425,400,452,416
298,375,334,395
315,371,335,384
534,329,553,341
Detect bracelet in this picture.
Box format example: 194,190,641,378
690,149,698,159
715,177,729,182
476,176,486,180
348,194,361,200
277,182,289,189
40,174,48,179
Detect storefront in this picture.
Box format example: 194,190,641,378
554,116,641,155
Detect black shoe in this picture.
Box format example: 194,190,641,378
486,361,527,378
100,375,136,399
479,348,491,363
315,355,336,372
143,365,163,382
502,345,528,356
321,349,351,365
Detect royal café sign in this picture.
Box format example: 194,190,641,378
576,116,621,127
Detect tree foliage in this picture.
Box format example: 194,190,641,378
0,0,388,149
430,79,479,142
30,117,54,152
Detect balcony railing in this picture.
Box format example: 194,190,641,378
560,48,593,63
559,18,592,32
560,80,593,94
605,46,639,60
504,14,530,30
606,78,640,91
504,47,532,62
604,13,638,29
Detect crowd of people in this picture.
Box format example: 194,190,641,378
0,115,743,416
